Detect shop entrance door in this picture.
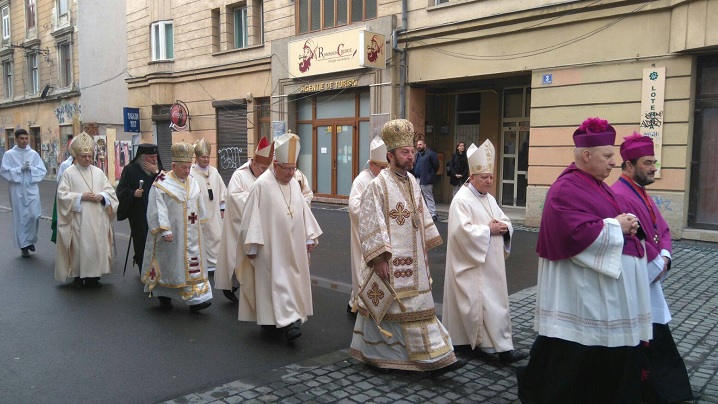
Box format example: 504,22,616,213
500,87,531,207
315,122,355,197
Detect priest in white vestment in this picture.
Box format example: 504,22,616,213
349,119,465,376
294,168,313,206
236,132,322,342
191,138,227,272
442,140,528,364
54,132,118,288
517,117,652,403
51,138,77,244
0,128,47,257
348,135,388,313
214,137,273,302
141,141,213,312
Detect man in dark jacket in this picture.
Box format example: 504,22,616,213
413,138,439,221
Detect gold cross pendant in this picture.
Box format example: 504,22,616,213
288,207,294,218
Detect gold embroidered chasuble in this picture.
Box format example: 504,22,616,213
141,171,212,302
191,164,227,268
351,169,455,369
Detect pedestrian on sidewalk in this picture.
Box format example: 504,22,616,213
0,128,46,258
517,117,652,403
214,137,273,302
116,143,163,273
190,138,227,273
448,141,468,196
612,133,697,403
348,135,388,314
442,140,528,364
412,136,439,221
236,132,322,341
141,141,212,312
54,132,118,288
350,119,465,376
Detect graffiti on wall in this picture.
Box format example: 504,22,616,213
54,101,81,124
218,147,243,170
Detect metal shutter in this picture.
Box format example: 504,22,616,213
216,106,248,184
156,120,172,171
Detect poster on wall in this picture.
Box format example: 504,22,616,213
639,66,665,178
114,141,132,180
94,135,108,176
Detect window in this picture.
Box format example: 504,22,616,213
56,0,70,27
57,0,69,17
298,0,376,34
28,53,38,94
434,0,449,4
151,21,174,61
26,0,36,30
1,5,10,46
58,43,72,87
5,128,14,148
234,7,248,49
2,59,11,98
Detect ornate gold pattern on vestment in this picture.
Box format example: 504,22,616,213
394,269,414,278
368,282,385,306
389,202,411,226
392,257,413,266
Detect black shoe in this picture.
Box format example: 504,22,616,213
222,289,238,302
72,277,84,289
21,248,30,258
430,358,467,378
432,215,439,222
28,244,35,252
189,301,212,312
285,320,302,341
498,350,529,364
84,278,102,288
158,296,173,308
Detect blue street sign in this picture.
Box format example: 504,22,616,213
123,107,140,133
542,74,553,85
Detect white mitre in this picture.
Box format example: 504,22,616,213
369,135,388,166
274,131,301,164
467,139,495,175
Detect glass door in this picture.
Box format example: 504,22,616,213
315,122,356,196
501,86,531,207
316,125,333,195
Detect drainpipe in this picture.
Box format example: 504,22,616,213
392,0,407,118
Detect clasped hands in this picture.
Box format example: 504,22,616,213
489,219,508,236
81,192,103,203
616,213,640,235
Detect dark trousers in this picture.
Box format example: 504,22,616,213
641,323,694,403
517,336,641,404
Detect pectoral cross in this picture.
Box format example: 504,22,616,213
654,234,660,244
287,206,294,218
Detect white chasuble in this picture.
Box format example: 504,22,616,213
141,171,212,305
348,169,375,306
191,164,227,269
236,169,322,327
0,146,46,248
55,165,118,281
350,169,456,371
535,218,653,347
215,162,256,291
442,185,514,351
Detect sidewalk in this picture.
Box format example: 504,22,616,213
166,242,718,404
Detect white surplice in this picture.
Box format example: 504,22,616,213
0,145,47,249
54,164,118,281
141,171,212,305
214,161,257,291
442,184,514,352
236,169,322,327
349,169,457,371
191,164,227,270
348,168,375,306
534,219,653,347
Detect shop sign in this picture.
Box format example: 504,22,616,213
170,102,189,132
298,78,359,93
289,28,386,78
639,66,665,178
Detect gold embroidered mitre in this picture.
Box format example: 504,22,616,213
193,138,211,157
274,131,300,164
369,135,388,166
381,119,415,151
171,141,194,163
71,132,94,156
467,139,495,175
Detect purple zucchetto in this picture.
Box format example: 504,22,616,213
572,117,616,148
620,132,655,161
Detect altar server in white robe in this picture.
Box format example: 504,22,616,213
54,132,118,288
191,138,227,272
141,141,212,312
236,132,322,342
442,140,528,364
0,128,47,257
349,119,465,376
214,137,273,301
347,135,388,313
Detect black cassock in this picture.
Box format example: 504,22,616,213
117,163,158,273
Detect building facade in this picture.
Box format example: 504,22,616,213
0,0,129,181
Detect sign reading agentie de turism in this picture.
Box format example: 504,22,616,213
289,28,386,78
639,66,665,178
